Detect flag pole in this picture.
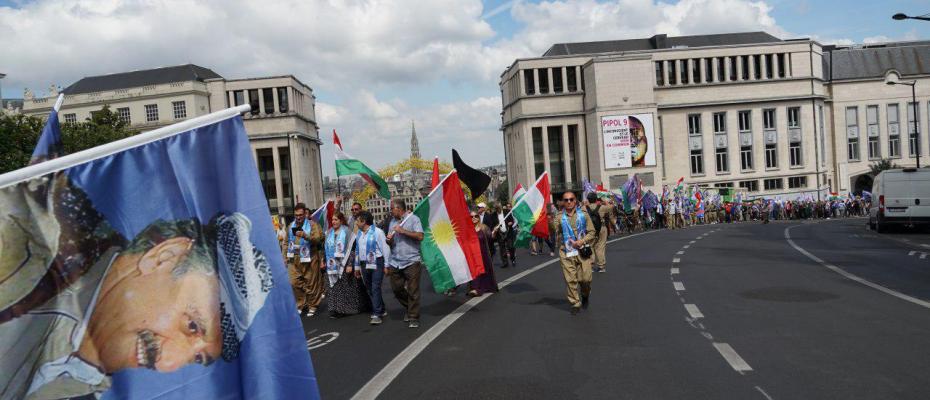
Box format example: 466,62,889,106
0,104,251,189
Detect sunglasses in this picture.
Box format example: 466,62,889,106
563,198,576,202
471,215,479,218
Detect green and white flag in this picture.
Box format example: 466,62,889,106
333,130,390,199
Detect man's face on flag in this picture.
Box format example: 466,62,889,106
82,236,222,373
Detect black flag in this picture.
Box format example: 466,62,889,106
452,149,491,199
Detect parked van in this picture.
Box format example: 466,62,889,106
869,168,930,232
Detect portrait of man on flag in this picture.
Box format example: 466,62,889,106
0,171,274,399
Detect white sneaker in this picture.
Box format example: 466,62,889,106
306,307,316,317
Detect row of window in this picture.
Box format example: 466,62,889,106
61,101,187,124
656,53,791,87
229,87,291,115
687,108,804,176
522,66,583,96
530,124,580,187
845,102,927,161
727,175,807,193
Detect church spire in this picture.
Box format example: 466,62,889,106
410,120,421,159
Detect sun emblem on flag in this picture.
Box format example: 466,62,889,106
430,218,457,246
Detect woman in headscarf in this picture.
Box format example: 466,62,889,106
467,210,498,297
324,211,371,318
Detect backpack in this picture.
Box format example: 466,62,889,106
586,205,603,233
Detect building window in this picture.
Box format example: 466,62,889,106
763,178,783,191
547,126,565,184
233,90,245,106
680,60,689,84
819,105,826,167
692,58,701,83
278,147,292,209
655,62,664,86
715,147,729,173
764,54,774,79
776,53,786,78
738,110,751,132
688,114,702,135
867,105,880,159
907,102,920,157
568,124,578,183
788,176,807,189
277,87,289,113
740,146,753,170
256,148,277,203
248,89,260,115
753,55,762,79
263,88,275,114
524,70,536,95
704,58,714,83
668,61,677,85
787,107,800,128
738,180,758,192
145,104,159,122
713,112,726,134
846,106,860,161
552,67,563,93
789,142,802,167
63,113,77,123
116,107,130,123
716,57,725,82
729,56,737,81
690,149,704,175
740,55,749,80
765,143,778,169
538,68,550,94
532,127,544,177
567,67,578,92
763,108,776,130
172,101,187,120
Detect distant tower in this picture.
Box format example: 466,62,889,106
410,120,421,159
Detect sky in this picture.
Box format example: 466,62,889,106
1,0,928,179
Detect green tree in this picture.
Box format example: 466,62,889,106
0,105,136,173
496,177,510,205
869,158,899,177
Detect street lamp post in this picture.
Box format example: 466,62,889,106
886,74,920,168
892,13,930,21
0,73,6,110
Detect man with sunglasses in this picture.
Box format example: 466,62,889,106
550,191,596,315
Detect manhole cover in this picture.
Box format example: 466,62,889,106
740,287,838,302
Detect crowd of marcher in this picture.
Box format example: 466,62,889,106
276,192,871,322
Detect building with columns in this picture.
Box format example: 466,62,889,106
21,64,323,215
500,32,930,199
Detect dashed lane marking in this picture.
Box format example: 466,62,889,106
683,245,690,249
909,251,917,256
689,240,696,244
673,282,686,291
785,225,930,310
684,304,704,319
671,268,680,275
673,258,681,263
755,386,775,400
713,343,753,372
677,250,685,255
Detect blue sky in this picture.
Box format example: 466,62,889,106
1,0,929,176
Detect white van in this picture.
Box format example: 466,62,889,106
869,168,930,232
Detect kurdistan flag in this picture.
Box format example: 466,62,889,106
413,170,486,292
333,130,390,199
511,183,526,206
512,172,551,247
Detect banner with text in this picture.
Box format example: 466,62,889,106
601,113,656,169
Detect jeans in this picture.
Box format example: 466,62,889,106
361,257,386,317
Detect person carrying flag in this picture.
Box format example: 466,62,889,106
287,203,326,317
586,192,612,273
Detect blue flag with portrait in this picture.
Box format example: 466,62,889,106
0,110,319,399
30,94,65,164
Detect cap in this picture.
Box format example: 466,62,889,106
477,202,487,208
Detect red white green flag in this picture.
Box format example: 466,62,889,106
413,170,486,292
334,130,391,199
512,172,550,247
511,183,526,206
310,200,335,232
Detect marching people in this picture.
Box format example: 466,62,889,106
387,199,425,328
286,203,326,317
324,211,371,319
354,211,391,325
551,191,596,315
468,210,499,296
493,204,517,268
586,192,611,273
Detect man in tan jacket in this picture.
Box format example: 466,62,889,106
586,192,612,273
550,191,596,315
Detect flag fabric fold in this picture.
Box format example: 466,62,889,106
431,156,440,189
512,172,550,247
413,171,486,293
334,130,390,199
511,183,526,206
451,149,491,199
29,94,65,164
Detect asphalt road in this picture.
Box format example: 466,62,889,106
304,218,930,400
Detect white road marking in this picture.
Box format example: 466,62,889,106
689,240,696,244
785,225,930,310
676,250,685,255
671,268,680,275
684,304,704,318
921,253,928,260
701,331,714,341
673,258,681,263
351,230,659,400
683,245,690,249
713,342,753,372
697,236,703,240
922,244,930,249
755,386,774,400
673,282,686,291
908,251,917,256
